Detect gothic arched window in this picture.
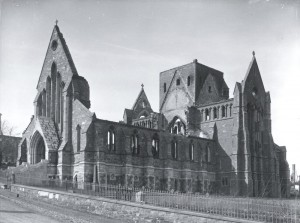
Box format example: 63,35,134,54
206,145,211,163
60,82,65,131
222,105,226,118
189,142,194,161
51,62,57,120
152,134,159,158
205,109,210,121
76,125,81,153
171,139,178,160
170,117,186,135
56,73,62,123
187,76,191,86
107,127,116,151
213,107,217,119
46,76,51,117
131,131,139,155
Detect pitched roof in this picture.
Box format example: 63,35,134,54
124,108,133,120
131,86,152,111
242,53,265,93
37,116,59,151
54,25,78,76
36,25,78,89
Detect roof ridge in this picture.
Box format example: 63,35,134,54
55,25,78,76
131,87,152,110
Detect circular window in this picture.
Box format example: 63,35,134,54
51,40,58,51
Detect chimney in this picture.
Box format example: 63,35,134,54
0,113,2,135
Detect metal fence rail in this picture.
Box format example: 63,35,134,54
0,175,299,223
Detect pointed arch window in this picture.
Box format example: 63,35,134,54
189,142,194,161
205,109,210,121
208,86,212,93
51,62,57,120
76,125,81,153
37,93,43,116
46,76,51,117
206,145,211,163
171,139,178,160
152,134,159,158
42,89,46,116
107,127,116,151
131,131,139,155
56,73,62,123
60,82,65,132
213,107,217,119
187,76,191,86
170,117,186,135
176,78,180,86
221,105,226,118
163,83,167,93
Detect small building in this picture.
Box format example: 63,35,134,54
0,114,21,169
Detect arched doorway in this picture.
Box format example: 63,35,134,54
30,131,46,164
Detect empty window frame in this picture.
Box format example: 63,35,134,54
213,107,217,119
171,140,178,160
107,127,116,151
131,132,139,155
76,125,81,153
221,106,226,118
189,143,194,161
205,109,210,121
152,134,159,158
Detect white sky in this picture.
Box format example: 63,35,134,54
0,0,299,175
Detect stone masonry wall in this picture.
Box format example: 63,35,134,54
81,118,218,193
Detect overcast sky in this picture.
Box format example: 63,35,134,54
0,0,299,174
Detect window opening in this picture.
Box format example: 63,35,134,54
187,76,191,86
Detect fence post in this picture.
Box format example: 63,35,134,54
294,199,297,223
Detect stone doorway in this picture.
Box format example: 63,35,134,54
30,131,46,164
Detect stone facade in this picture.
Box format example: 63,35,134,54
17,25,289,197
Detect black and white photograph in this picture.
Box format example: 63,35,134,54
0,0,299,222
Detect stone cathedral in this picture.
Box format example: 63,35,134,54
16,24,289,197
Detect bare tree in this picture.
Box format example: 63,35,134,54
0,119,19,136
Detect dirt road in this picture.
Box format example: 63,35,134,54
0,189,123,223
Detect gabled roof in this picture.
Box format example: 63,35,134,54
55,25,78,75
36,25,78,89
234,82,242,94
197,63,227,92
132,86,152,111
242,52,265,93
159,70,194,111
123,108,133,121
37,116,59,151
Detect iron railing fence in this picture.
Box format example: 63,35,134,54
0,175,299,223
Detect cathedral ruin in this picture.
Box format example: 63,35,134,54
16,24,290,197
